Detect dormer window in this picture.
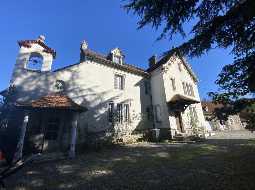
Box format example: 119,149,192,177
26,52,43,71
113,55,123,64
110,48,124,64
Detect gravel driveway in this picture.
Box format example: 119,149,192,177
208,130,255,139
3,130,255,190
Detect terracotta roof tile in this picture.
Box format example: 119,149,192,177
16,94,86,112
18,40,56,58
82,49,149,76
201,101,224,113
147,50,198,82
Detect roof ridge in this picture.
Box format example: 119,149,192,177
18,39,56,58
84,49,146,71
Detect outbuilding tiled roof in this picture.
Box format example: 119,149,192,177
16,94,86,112
201,101,224,114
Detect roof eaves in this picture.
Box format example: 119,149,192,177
147,50,198,82
84,50,149,77
18,40,56,58
53,62,81,72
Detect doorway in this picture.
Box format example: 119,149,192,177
175,112,184,133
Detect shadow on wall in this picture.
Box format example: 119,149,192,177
10,58,153,147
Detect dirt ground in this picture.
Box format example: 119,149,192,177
3,130,255,190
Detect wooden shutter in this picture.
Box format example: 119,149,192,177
122,76,125,90
155,105,162,122
114,75,118,89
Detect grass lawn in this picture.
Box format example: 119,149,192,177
4,138,255,190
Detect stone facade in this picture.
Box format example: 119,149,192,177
2,36,207,152
150,55,206,138
202,102,244,131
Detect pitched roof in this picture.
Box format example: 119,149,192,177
18,40,56,58
82,49,149,77
16,94,86,112
55,48,198,82
54,48,149,76
147,50,198,82
169,94,200,104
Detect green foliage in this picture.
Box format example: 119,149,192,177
124,0,255,127
189,112,204,137
124,0,255,94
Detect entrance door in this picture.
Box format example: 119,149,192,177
43,117,60,152
175,112,184,133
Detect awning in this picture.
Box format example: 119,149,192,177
15,94,87,113
168,94,200,112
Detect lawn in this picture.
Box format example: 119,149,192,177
4,138,255,190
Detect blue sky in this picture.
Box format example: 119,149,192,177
0,0,234,99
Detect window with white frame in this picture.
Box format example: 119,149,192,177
155,105,162,122
185,83,189,95
108,102,130,123
117,104,123,123
170,78,176,91
123,104,130,122
190,85,195,96
178,62,182,71
182,82,195,97
144,80,151,95
108,102,114,122
189,106,198,120
182,82,187,94
114,74,125,90
146,106,153,121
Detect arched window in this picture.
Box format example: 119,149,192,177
26,52,43,71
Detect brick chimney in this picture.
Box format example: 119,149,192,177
149,55,157,68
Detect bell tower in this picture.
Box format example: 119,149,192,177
11,35,56,85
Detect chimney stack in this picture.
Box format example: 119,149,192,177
149,55,157,68
81,40,88,51
80,40,88,62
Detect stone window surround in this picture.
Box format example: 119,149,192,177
25,52,44,71
182,82,195,97
108,102,130,123
155,105,162,123
114,73,125,90
170,77,176,91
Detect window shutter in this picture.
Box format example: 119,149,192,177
186,83,189,95
171,78,176,91
191,85,195,96
155,105,162,122
124,104,130,122
182,82,186,94
122,76,125,90
108,102,114,122
114,75,118,89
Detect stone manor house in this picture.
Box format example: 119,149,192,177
1,36,206,155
